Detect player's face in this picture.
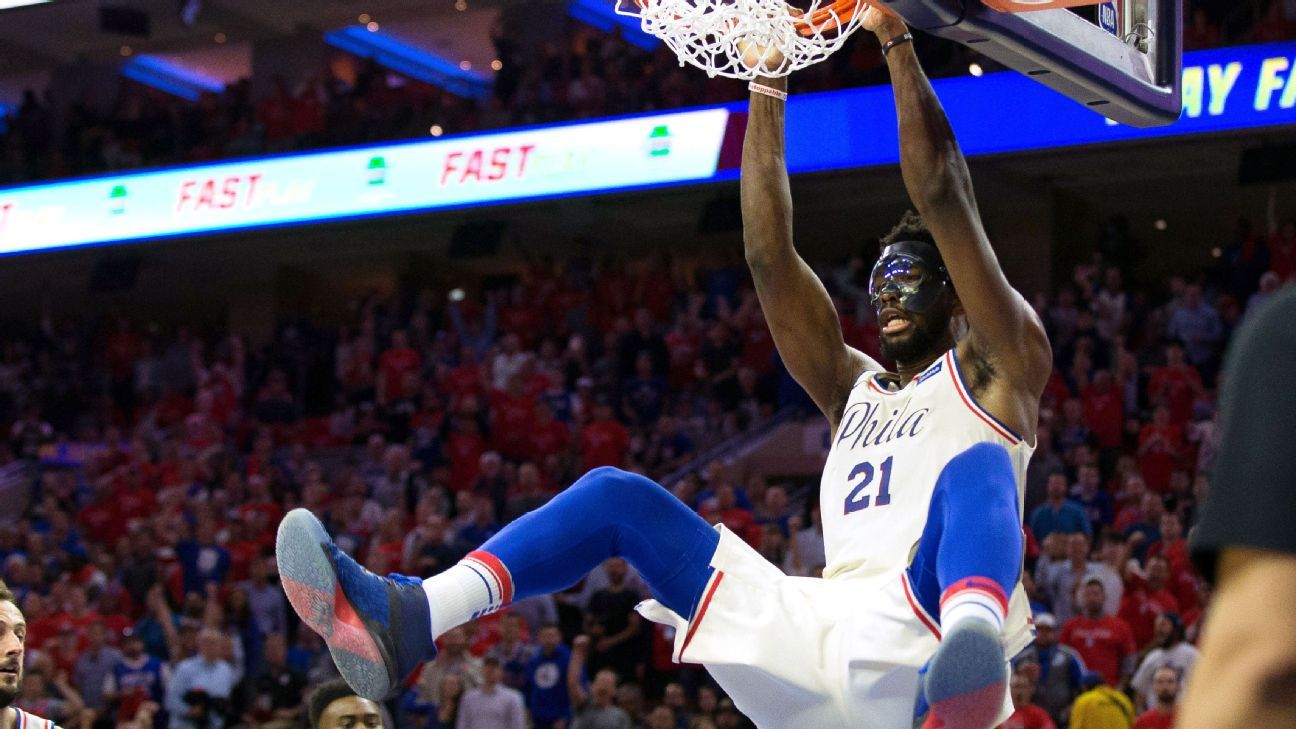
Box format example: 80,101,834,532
0,601,24,708
320,695,384,729
871,254,954,364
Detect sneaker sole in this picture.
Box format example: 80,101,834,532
924,622,1008,729
276,508,396,700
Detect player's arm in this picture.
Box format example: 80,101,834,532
741,71,878,427
1179,548,1296,728
1183,291,1296,727
871,11,1050,395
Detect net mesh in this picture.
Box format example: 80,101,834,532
615,0,869,79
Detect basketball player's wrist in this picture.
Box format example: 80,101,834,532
753,75,787,91
873,19,909,44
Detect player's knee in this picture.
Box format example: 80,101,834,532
583,465,636,492
945,442,1015,500
577,466,663,507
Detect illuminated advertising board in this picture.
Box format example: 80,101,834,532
2,42,1296,255
780,40,1296,174
0,108,730,254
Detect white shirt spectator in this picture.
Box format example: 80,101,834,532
456,682,527,729
1131,641,1200,711
166,654,240,729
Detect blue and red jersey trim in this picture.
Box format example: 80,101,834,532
945,349,1023,444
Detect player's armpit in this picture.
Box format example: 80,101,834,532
1179,548,1296,729
746,251,878,424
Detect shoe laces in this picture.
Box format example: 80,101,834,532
327,542,421,589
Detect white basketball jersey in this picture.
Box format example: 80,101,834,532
821,347,1033,578
818,347,1037,655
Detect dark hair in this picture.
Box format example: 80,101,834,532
308,679,368,729
0,579,14,609
1157,612,1185,647
880,210,936,249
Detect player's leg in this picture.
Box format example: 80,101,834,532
277,466,719,700
906,442,1023,729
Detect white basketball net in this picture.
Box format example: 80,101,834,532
615,0,869,79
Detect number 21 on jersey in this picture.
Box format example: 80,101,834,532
844,456,894,514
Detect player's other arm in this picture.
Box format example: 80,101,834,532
873,13,1050,395
741,72,877,427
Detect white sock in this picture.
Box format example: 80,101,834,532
941,586,1006,634
421,553,512,640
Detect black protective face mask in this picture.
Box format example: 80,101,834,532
869,241,951,314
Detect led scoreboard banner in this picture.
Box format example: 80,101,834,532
0,108,731,254
3,42,1296,255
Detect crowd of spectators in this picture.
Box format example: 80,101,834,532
0,246,807,729
3,0,1295,186
995,202,1296,729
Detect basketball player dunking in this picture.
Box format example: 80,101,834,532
276,6,1049,729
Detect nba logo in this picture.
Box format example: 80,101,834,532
1098,2,1118,35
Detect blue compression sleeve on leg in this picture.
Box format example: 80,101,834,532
476,466,720,618
907,442,1023,619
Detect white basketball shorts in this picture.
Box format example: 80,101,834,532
636,525,1017,729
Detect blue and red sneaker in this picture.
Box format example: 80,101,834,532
920,620,1009,729
276,508,436,700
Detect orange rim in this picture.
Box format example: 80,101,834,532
792,0,864,37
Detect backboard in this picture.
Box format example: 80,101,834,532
882,0,1182,127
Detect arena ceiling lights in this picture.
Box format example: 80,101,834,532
324,25,491,100
121,55,225,102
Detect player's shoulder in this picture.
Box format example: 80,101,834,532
12,708,63,729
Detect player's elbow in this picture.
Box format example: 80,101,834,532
742,239,791,270
912,157,971,210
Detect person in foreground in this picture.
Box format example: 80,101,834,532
307,679,390,729
0,579,61,729
1179,285,1296,728
275,5,1049,728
